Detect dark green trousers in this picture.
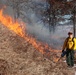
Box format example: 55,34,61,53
66,49,74,67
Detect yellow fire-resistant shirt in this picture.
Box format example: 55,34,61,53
62,37,76,50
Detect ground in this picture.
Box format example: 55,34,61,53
0,23,76,75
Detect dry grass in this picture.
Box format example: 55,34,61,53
0,23,76,75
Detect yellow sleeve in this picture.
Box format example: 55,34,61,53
73,38,76,50
62,39,67,50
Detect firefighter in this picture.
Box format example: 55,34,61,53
62,32,76,67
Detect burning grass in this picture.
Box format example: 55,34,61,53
0,8,61,62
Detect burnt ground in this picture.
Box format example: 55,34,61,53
0,23,76,75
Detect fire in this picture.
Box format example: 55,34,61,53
0,8,61,60
53,57,61,62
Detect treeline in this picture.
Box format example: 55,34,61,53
5,0,76,26
44,0,76,26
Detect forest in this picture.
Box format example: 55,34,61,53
4,0,76,25
0,0,76,49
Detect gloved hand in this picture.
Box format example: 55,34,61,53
62,50,64,52
61,50,67,57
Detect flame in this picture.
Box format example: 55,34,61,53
53,57,61,62
0,8,61,60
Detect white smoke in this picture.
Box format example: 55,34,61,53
0,0,73,49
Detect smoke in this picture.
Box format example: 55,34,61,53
21,8,61,49
0,0,73,50
19,0,53,44
23,8,50,41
